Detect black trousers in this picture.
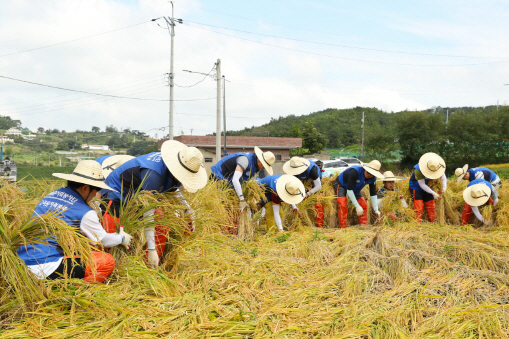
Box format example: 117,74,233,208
47,258,86,280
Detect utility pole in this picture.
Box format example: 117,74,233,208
216,59,221,161
223,75,227,156
361,111,365,161
446,109,449,125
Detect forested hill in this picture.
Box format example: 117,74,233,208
226,105,502,149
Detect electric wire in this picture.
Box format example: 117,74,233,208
174,64,217,88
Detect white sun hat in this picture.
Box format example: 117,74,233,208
463,183,490,207
160,140,207,193
101,155,135,179
379,171,402,181
455,164,469,182
275,174,306,205
283,156,310,176
418,152,446,180
53,160,115,191
362,160,385,179
254,146,275,175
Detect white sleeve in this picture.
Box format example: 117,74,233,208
441,174,447,190
291,204,297,210
144,208,156,249
80,211,122,248
471,206,484,223
272,204,283,230
418,179,435,195
232,170,244,200
308,178,322,195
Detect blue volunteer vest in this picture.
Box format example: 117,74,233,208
211,152,258,186
17,186,92,266
105,152,180,201
256,175,281,202
337,166,376,194
409,164,430,191
95,154,115,165
467,167,497,183
295,160,322,181
467,178,493,192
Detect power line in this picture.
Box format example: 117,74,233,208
0,21,151,58
174,64,216,88
185,23,509,67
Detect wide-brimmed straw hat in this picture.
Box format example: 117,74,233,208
101,155,135,179
455,164,469,182
53,160,115,191
275,174,306,205
379,171,402,181
254,146,275,176
283,156,310,176
362,160,384,179
463,183,490,206
418,152,446,179
161,140,207,193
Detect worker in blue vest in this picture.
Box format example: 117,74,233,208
210,147,275,212
409,153,447,223
455,165,501,187
333,160,384,228
256,174,305,232
17,160,132,282
283,156,324,227
94,155,134,199
461,179,498,226
103,140,207,268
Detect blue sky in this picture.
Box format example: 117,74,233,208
0,0,508,136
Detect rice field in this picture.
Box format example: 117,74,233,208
2,177,509,338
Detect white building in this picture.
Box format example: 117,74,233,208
5,128,21,136
0,136,14,143
81,144,109,151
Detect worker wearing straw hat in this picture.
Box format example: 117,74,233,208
103,140,207,268
256,174,305,232
17,160,132,283
455,165,501,187
377,171,408,219
408,152,447,223
283,156,325,227
210,147,275,212
333,160,384,228
93,155,135,200
461,179,498,226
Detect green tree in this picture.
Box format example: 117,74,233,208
302,122,328,154
91,126,100,133
128,141,154,156
365,123,399,163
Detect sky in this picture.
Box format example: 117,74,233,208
1,0,509,138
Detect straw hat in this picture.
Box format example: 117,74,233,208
418,152,446,179
160,140,207,192
101,155,135,179
463,183,490,206
53,160,115,191
282,156,310,176
275,174,306,205
379,171,402,181
362,160,384,179
455,164,468,182
254,147,275,176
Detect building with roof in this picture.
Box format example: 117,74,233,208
5,128,22,136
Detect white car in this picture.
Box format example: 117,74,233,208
336,157,362,166
322,159,349,178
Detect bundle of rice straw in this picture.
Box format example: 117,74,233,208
317,177,338,228
237,180,265,241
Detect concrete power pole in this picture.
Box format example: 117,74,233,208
361,111,365,161
223,75,226,157
216,59,222,161
164,5,176,140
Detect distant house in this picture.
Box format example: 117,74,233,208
0,136,14,144
5,128,22,136
81,144,110,151
22,133,37,140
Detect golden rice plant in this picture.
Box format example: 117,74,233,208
237,180,264,241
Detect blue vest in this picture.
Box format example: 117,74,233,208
409,164,430,191
337,166,376,194
467,167,497,183
95,154,115,165
105,152,180,201
256,174,281,201
467,178,493,192
295,160,322,181
211,153,258,186
17,186,92,266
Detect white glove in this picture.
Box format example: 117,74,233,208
147,249,159,268
493,198,499,206
119,226,132,250
239,201,248,212
355,206,364,216
442,187,447,194
432,192,440,200
484,220,493,227
374,211,381,218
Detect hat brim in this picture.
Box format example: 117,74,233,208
161,140,208,192
362,164,384,179
456,164,469,183
282,158,310,176
52,173,116,192
254,146,273,176
419,153,446,179
101,155,135,179
275,174,305,205
379,176,402,181
463,183,490,207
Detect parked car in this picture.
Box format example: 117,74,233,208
322,159,349,178
338,157,362,165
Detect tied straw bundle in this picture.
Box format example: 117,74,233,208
237,180,265,241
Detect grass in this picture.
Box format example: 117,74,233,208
16,166,75,180
2,178,509,338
